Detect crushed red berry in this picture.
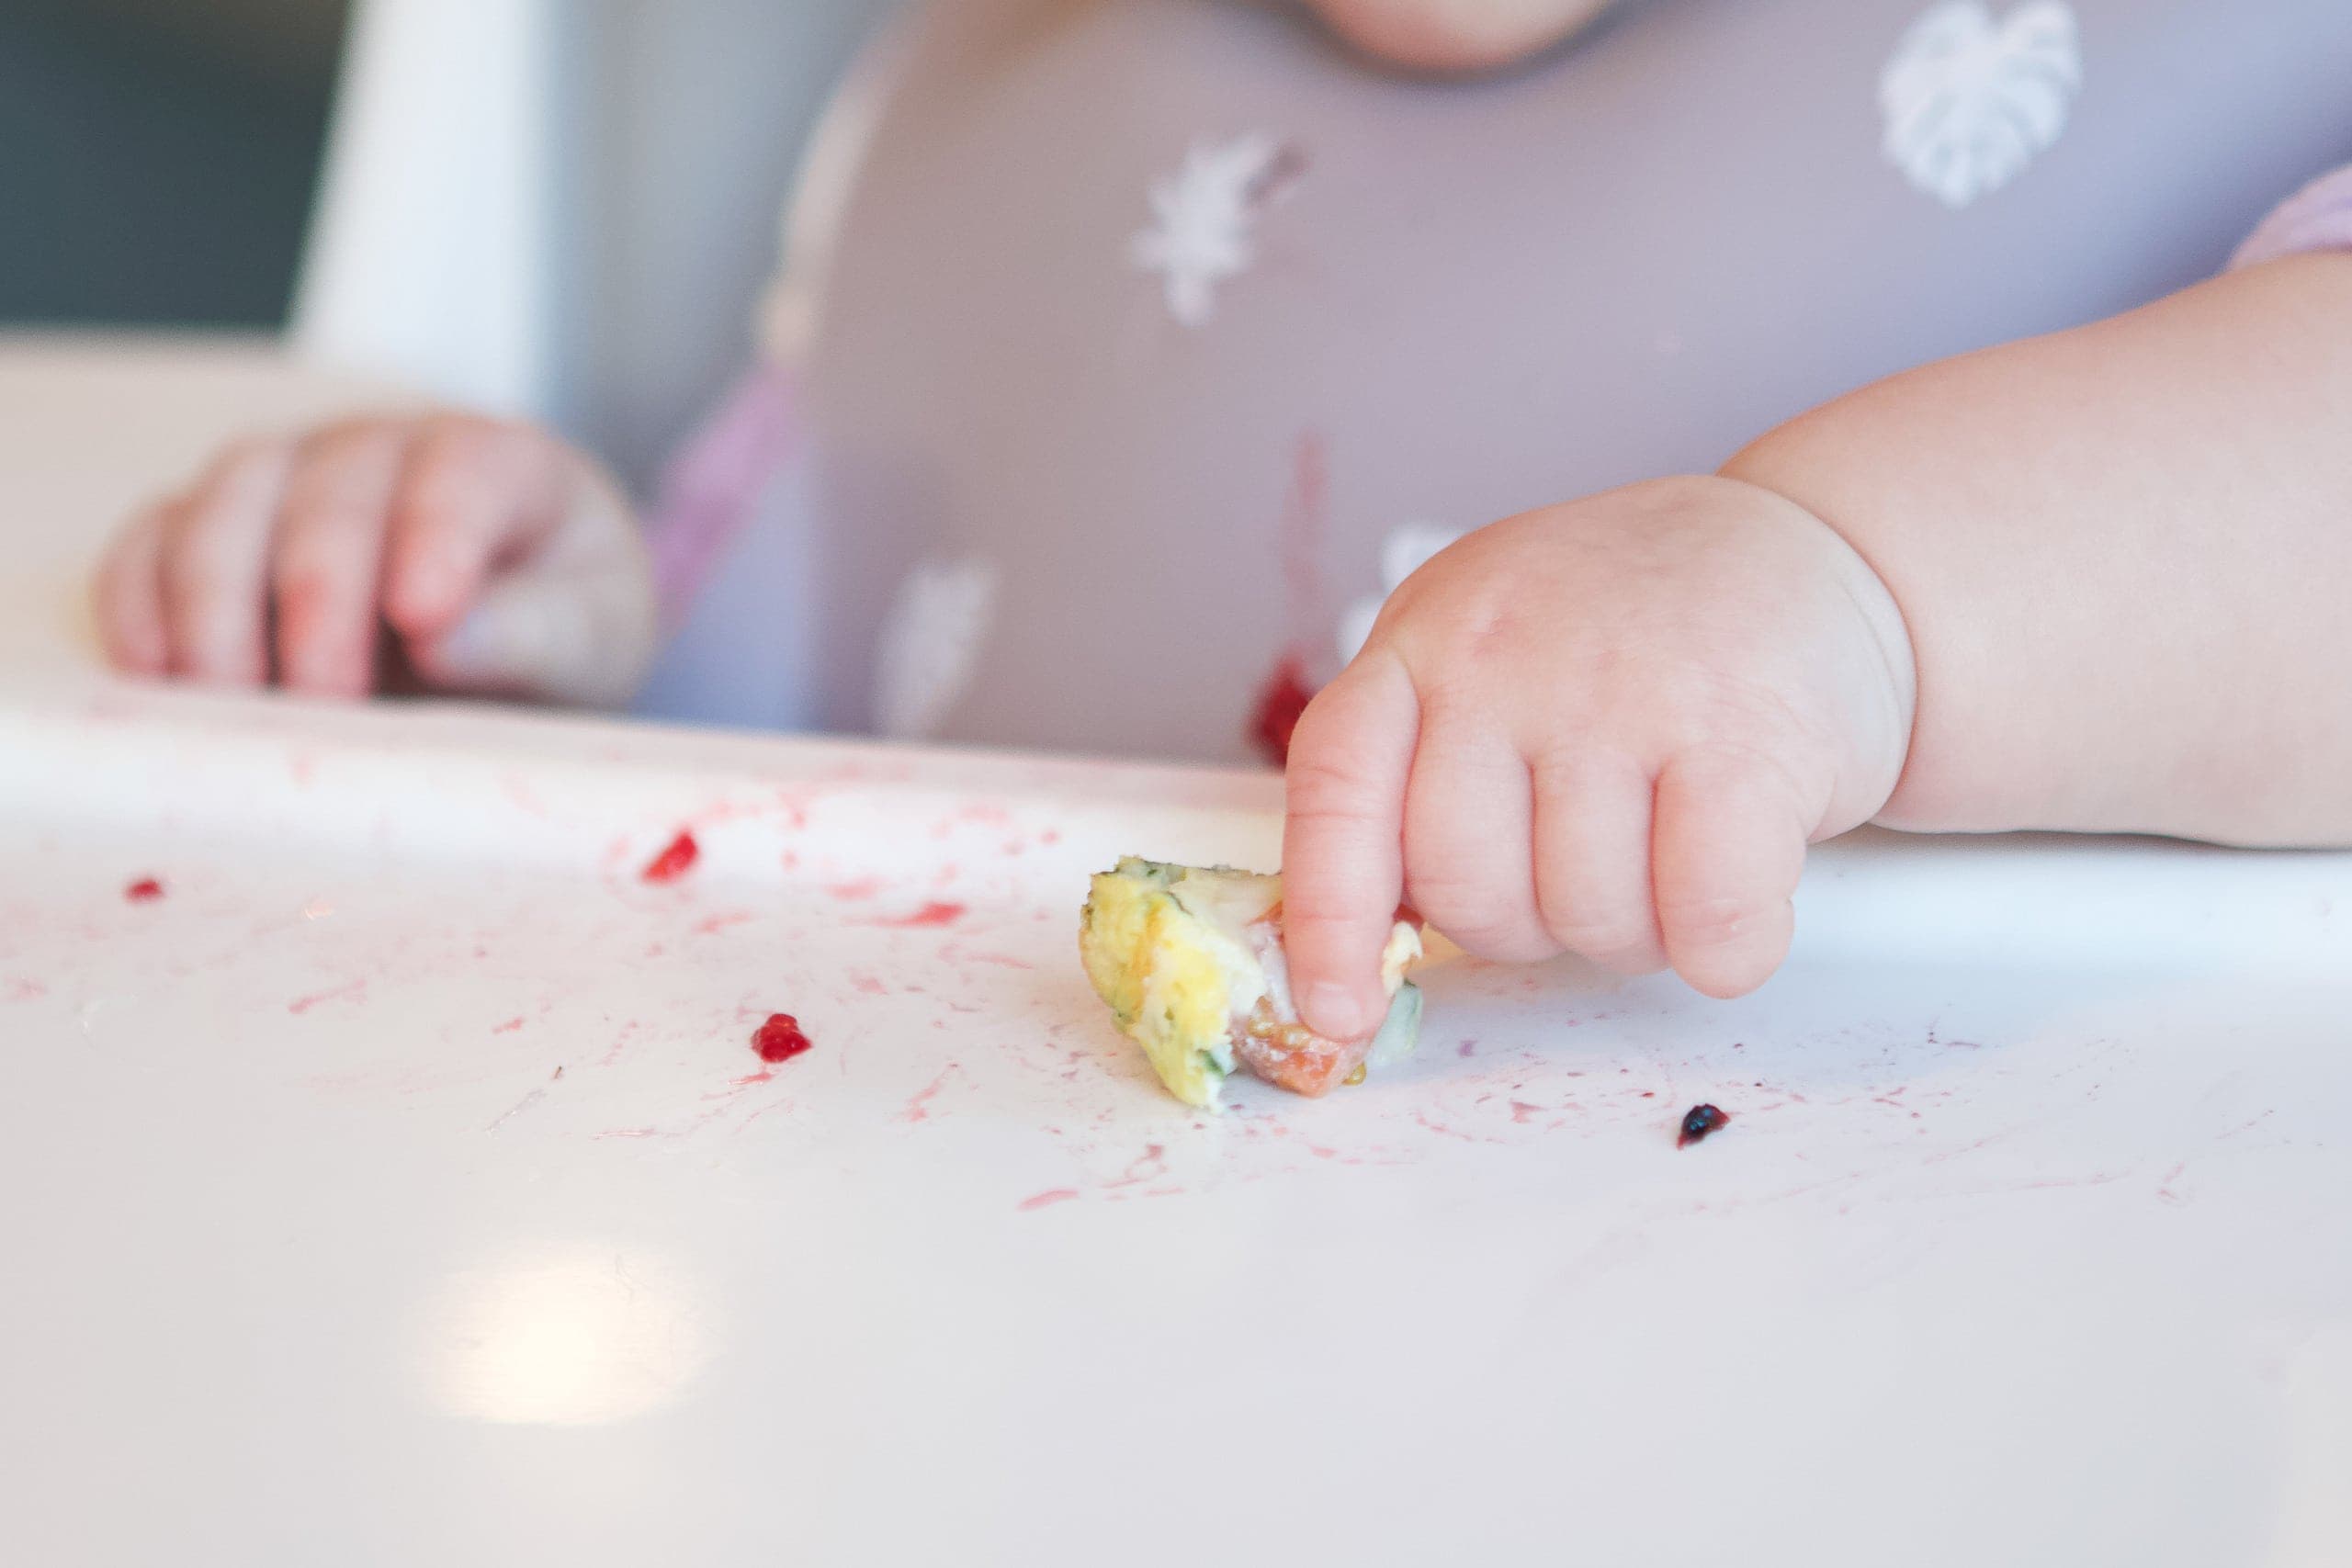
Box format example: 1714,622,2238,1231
1678,1103,1730,1148
641,830,700,885
124,878,165,903
1248,655,1316,767
752,1013,813,1065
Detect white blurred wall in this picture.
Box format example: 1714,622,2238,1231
294,0,894,490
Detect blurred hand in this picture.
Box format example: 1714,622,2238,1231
1281,476,1917,1034
93,414,656,707
1306,0,1617,73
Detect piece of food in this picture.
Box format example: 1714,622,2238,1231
752,1013,812,1064
1079,858,1423,1108
641,829,700,885
1677,1103,1730,1147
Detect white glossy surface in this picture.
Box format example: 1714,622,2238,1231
2,341,2349,1565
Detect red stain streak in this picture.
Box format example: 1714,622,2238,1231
827,877,885,901
1039,829,1062,846
1249,656,1315,768
288,978,368,1015
899,1065,962,1124
1020,1189,1080,1212
6,979,48,1003
1280,431,1329,649
872,901,965,930
2156,1161,2190,1205
695,911,755,935
124,878,165,902
1509,1100,1545,1124
1248,431,1330,773
849,973,888,997
598,1020,647,1068
492,1017,526,1034
640,830,700,885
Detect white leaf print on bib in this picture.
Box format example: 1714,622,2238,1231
1130,133,1300,328
873,556,1000,740
1881,2,2081,209
1336,524,1467,668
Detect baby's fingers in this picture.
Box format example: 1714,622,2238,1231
1532,748,1668,975
272,423,413,697
1651,745,1817,998
381,420,576,646
154,440,293,684
93,506,169,675
1281,653,1419,1041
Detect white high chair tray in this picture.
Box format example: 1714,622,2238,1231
2,340,2347,1566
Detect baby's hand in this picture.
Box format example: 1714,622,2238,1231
1282,476,1917,1035
93,415,656,706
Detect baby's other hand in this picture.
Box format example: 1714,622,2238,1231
1282,477,1917,1035
93,415,655,707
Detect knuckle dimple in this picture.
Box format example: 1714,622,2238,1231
1542,911,1652,964
1441,918,1555,965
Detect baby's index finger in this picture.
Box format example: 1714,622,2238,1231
1281,654,1419,1041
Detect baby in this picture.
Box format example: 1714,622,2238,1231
92,0,2352,1042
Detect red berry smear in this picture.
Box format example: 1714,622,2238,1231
752,1013,813,1065
641,830,700,885
876,901,964,930
1249,654,1315,768
1677,1103,1731,1148
125,878,165,903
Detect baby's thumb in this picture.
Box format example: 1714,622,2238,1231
406,562,654,708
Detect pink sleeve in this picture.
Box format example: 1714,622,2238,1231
641,362,802,633
2231,164,2352,271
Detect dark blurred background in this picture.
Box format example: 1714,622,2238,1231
0,0,350,327
0,0,888,492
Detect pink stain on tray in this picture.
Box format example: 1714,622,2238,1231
492,1017,526,1035
827,877,885,901
869,901,965,930
288,978,368,1016
695,911,755,935
124,877,165,903
1019,1189,1081,1212
640,830,700,885
899,1064,965,1124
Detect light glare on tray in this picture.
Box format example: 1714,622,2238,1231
413,1245,716,1427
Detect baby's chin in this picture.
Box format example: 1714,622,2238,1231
1302,0,1617,75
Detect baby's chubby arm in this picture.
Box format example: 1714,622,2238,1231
1283,253,2352,1038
